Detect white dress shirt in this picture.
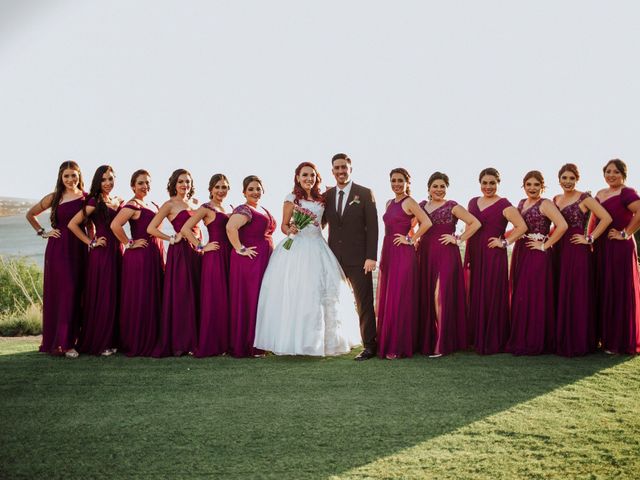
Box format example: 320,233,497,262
335,181,353,212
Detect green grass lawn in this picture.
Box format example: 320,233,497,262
1,337,639,479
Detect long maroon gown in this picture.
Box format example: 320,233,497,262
507,199,556,355
418,200,468,356
119,203,165,357
554,193,596,356
464,197,512,354
78,199,123,354
376,197,418,358
228,205,275,358
196,206,231,357
595,187,640,354
40,196,87,354
152,209,201,357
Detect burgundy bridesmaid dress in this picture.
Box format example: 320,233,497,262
376,197,418,358
464,197,512,354
228,205,275,358
151,210,200,358
418,200,467,356
555,193,596,356
40,196,87,354
78,199,123,354
595,187,640,354
196,206,231,357
507,199,555,355
119,203,165,357
152,209,201,357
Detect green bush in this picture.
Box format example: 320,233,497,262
0,304,42,335
0,257,43,336
0,256,43,315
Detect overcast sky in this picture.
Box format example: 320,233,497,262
1,0,639,220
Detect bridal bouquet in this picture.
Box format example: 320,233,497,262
283,205,319,250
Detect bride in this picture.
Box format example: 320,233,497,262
254,162,361,356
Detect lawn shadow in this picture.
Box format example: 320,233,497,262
0,345,633,479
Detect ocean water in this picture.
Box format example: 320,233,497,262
0,214,47,266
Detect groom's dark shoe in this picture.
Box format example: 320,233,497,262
354,348,376,361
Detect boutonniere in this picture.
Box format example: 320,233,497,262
349,195,361,206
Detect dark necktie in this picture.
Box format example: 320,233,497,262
337,190,345,218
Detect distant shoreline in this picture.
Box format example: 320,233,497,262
0,197,35,218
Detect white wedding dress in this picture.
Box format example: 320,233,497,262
254,195,361,356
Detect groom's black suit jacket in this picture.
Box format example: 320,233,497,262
323,182,378,350
323,183,378,267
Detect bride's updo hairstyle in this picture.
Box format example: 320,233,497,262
292,162,324,205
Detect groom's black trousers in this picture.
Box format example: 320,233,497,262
342,265,377,352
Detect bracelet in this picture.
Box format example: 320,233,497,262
236,245,247,254
36,228,45,237
501,238,508,249
89,238,97,250
585,235,594,245
620,230,629,240
169,235,176,245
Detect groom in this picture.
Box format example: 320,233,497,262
324,153,378,360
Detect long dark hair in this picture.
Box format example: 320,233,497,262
292,162,324,204
84,165,114,224
50,161,83,228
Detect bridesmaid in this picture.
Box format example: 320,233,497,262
465,167,527,354
68,165,123,356
181,173,232,357
508,170,567,355
147,169,201,357
110,169,165,357
376,168,431,359
226,175,276,358
594,159,640,354
418,172,481,357
554,163,611,356
26,161,86,357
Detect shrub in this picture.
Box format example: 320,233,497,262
0,304,42,336
0,257,43,336
0,256,43,315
